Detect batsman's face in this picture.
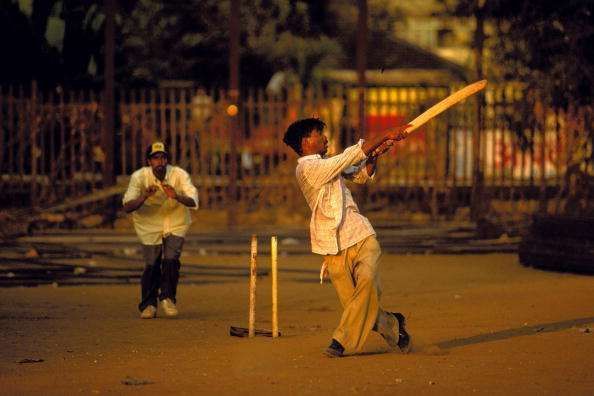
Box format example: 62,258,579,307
148,152,168,179
302,129,328,156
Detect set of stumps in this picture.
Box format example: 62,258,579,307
230,235,280,338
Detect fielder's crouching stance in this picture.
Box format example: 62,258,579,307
123,142,198,319
283,118,411,357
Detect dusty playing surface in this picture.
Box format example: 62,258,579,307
1,252,594,395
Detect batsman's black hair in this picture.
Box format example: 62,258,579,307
283,118,326,155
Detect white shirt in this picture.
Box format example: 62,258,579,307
122,165,198,245
295,140,376,256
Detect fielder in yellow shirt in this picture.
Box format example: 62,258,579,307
123,142,198,319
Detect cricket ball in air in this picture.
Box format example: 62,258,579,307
226,104,239,117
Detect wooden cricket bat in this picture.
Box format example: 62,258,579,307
404,79,487,134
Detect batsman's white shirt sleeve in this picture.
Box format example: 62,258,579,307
299,142,368,189
123,165,198,245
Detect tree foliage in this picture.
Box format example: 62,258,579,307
492,0,594,107
1,0,409,90
1,0,349,89
440,0,594,106
241,0,342,86
119,0,229,86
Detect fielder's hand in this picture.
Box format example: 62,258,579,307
144,185,158,198
161,182,177,199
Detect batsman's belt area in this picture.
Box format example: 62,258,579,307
1,251,594,395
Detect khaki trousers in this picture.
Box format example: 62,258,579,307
324,235,394,353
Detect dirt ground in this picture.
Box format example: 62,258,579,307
1,251,594,395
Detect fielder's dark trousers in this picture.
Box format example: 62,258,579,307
138,235,184,312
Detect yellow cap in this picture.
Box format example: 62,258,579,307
147,142,167,158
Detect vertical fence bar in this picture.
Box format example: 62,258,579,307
246,88,255,181
496,87,505,201
529,104,536,193
401,87,410,191
18,85,25,194
584,105,594,211
219,89,229,197
117,88,124,176
159,88,167,144
179,89,188,170
150,89,158,159
0,88,6,192
69,91,77,197
58,88,66,199
207,88,215,204
195,88,207,205
489,88,496,189
47,92,56,200
78,90,88,192
257,89,265,190
506,87,515,206
539,104,547,212
131,90,139,169
518,88,527,203
30,82,39,206
7,86,14,179
89,89,98,191
187,89,198,178
497,85,506,201
0,87,3,174
554,108,562,192
137,89,146,154
169,89,178,165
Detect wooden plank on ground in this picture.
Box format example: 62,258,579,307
41,184,126,213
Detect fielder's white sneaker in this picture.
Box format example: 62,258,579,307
160,298,178,317
140,305,157,319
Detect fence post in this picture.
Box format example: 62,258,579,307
102,0,115,188
470,0,487,221
228,0,240,227
30,81,39,207
100,0,116,225
470,89,485,220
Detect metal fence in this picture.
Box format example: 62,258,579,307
1,82,592,219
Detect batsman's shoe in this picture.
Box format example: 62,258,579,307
160,298,178,317
140,305,157,319
324,339,345,358
380,312,400,350
393,312,411,354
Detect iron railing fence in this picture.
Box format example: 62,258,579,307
1,82,592,219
